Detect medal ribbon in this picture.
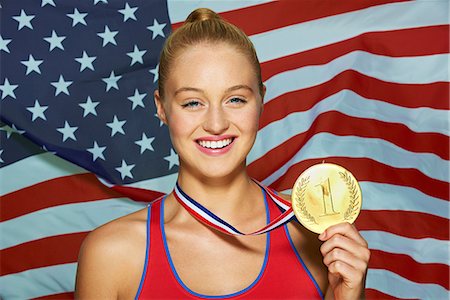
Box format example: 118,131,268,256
173,180,295,236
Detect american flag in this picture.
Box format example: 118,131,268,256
0,0,448,299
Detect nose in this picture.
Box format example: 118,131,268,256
202,104,229,135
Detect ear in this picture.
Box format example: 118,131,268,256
154,90,168,125
259,84,266,115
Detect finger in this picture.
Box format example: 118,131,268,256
319,222,367,248
320,233,370,263
328,261,365,289
323,248,368,272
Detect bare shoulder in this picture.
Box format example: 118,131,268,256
278,192,328,294
75,207,148,299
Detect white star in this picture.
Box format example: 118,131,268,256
57,121,78,142
21,54,44,75
135,133,155,154
13,10,35,30
147,19,166,39
75,51,96,71
67,8,87,26
44,30,66,51
127,89,146,110
0,124,25,138
97,25,118,47
149,63,159,83
79,96,99,117
115,160,135,180
127,44,146,66
51,75,73,96
87,141,106,161
26,99,48,121
0,78,18,99
106,115,126,136
154,113,164,127
102,71,122,91
94,0,108,4
0,35,12,53
118,3,138,22
0,149,3,163
41,0,56,7
164,148,179,170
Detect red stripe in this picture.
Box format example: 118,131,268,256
0,232,87,276
0,173,122,222
369,249,450,290
251,157,449,201
261,70,450,128
172,0,409,35
261,25,450,82
365,288,407,299
260,110,448,161
33,292,74,300
355,210,449,240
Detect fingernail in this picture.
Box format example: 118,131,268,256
319,231,326,240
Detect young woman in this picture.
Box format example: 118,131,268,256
75,8,370,299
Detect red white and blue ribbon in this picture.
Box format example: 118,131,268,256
173,180,295,236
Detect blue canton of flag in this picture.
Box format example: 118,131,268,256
0,0,178,184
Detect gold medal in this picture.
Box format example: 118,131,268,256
291,163,362,234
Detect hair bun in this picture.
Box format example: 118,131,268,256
185,8,221,23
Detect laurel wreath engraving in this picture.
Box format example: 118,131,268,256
339,171,360,220
294,176,318,225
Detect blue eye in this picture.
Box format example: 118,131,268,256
181,100,201,108
228,97,246,104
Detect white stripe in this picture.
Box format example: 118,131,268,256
0,198,145,250
167,0,274,24
264,52,449,103
0,152,87,196
253,133,449,185
361,230,450,265
366,269,450,300
175,187,239,234
124,172,178,194
0,263,77,299
251,1,449,63
283,182,449,219
266,88,449,136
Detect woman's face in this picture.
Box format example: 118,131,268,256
155,42,264,179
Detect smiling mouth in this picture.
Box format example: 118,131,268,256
197,138,234,149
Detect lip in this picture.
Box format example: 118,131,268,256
195,135,236,156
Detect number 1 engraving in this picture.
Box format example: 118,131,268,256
316,178,339,216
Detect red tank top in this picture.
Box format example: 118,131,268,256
135,192,324,299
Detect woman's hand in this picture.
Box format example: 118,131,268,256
319,222,370,300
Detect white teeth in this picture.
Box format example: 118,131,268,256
198,138,232,149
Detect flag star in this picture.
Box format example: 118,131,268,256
164,148,179,170
97,25,118,47
13,10,35,30
51,75,73,96
44,30,66,51
115,160,135,180
106,115,126,136
119,3,138,22
41,0,56,7
147,19,166,39
94,0,108,4
87,141,106,161
57,121,78,142
102,71,122,91
135,133,155,154
0,149,3,163
0,78,18,99
75,51,96,71
154,113,164,127
67,8,87,26
149,63,159,83
21,54,44,75
127,45,147,66
0,35,12,53
79,96,99,117
26,99,48,121
128,89,146,110
1,124,25,138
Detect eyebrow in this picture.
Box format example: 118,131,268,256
173,84,254,96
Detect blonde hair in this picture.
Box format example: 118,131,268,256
158,8,263,98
